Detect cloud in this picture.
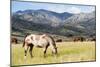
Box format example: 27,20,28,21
66,7,81,14
46,5,68,13
46,5,81,14
12,1,95,14
85,6,95,13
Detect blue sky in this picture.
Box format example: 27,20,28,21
12,1,95,14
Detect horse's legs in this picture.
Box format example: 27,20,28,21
24,44,29,59
29,44,33,58
43,45,49,58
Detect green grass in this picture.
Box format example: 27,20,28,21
11,42,96,66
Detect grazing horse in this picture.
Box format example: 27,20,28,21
23,34,57,58
11,37,18,44
56,39,62,42
73,36,85,42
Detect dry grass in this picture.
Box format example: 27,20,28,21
11,41,96,66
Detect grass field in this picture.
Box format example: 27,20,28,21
11,41,96,66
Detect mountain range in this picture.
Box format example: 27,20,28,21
11,9,96,37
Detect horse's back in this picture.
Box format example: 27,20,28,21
24,34,56,47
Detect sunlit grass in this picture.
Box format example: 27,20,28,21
11,42,96,66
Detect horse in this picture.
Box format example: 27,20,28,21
73,36,85,42
22,34,57,58
11,37,18,44
56,39,62,42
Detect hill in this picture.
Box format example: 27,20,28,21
11,9,96,39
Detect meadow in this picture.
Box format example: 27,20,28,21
11,41,96,66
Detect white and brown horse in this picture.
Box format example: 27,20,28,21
23,34,57,58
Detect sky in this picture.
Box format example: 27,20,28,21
12,1,95,14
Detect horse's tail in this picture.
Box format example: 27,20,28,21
22,34,30,47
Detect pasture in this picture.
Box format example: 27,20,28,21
11,41,96,66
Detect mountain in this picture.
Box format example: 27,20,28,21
63,11,95,36
11,9,96,37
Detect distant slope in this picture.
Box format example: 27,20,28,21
63,11,95,36
11,9,96,37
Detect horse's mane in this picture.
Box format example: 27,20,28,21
47,35,57,48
